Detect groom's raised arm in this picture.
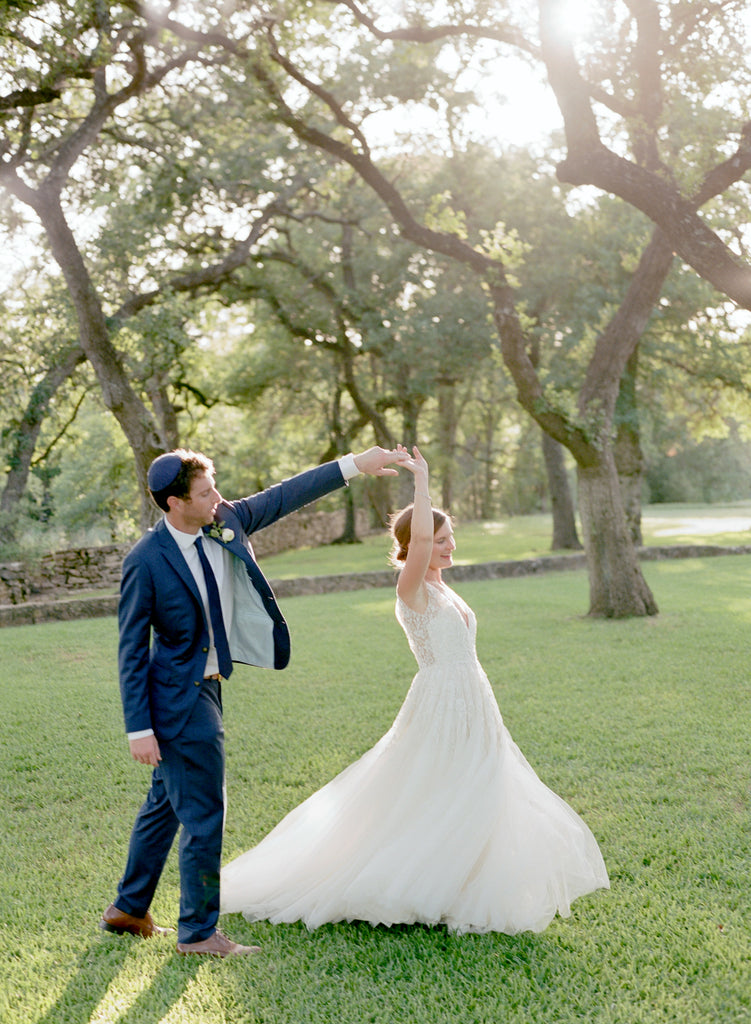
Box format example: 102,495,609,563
227,447,407,535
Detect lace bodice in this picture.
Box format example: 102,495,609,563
396,581,478,670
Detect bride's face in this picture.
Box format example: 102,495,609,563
430,521,456,572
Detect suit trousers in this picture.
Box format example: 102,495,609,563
115,678,225,944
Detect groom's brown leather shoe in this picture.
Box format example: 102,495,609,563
100,903,175,939
176,929,261,957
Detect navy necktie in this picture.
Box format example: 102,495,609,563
195,535,233,678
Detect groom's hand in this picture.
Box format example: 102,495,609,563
353,446,410,477
129,734,162,766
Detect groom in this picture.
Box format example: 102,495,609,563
101,445,406,956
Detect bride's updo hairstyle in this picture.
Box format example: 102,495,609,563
388,504,450,568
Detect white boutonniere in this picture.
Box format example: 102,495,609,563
207,523,235,543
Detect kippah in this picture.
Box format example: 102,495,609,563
147,452,184,492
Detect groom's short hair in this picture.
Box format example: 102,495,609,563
148,449,215,512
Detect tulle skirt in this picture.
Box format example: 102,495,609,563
221,659,609,934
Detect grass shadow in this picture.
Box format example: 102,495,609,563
113,952,205,1024
33,934,203,1024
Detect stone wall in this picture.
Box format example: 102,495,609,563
4,542,751,628
0,563,30,606
0,507,372,606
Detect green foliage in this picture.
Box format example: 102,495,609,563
366,39,450,106
45,401,140,542
3,0,751,553
3,556,751,1022
425,191,468,237
645,431,751,505
479,221,530,272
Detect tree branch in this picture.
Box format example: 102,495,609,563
0,86,61,110
538,0,751,308
579,227,675,414
244,27,596,462
320,0,538,56
254,32,502,281
110,178,309,323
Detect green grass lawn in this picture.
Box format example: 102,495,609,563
2,547,751,1023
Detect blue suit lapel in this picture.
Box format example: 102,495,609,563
155,519,203,610
205,509,274,602
208,506,284,627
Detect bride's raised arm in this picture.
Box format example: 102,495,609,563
395,446,434,611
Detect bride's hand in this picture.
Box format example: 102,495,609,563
396,444,429,479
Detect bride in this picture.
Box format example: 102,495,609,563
220,446,609,934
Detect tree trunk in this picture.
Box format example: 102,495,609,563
0,342,86,534
332,478,359,544
528,337,580,548
577,451,658,617
436,381,457,511
398,401,421,507
146,374,181,450
486,232,671,617
32,189,165,528
614,349,644,545
541,430,582,550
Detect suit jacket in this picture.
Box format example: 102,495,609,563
117,459,346,741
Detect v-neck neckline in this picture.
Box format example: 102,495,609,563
426,579,470,629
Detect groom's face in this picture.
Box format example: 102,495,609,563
174,470,221,531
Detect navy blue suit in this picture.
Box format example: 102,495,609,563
113,460,346,942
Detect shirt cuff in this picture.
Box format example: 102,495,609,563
127,729,155,740
338,452,360,481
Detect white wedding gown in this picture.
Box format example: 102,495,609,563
220,581,609,934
